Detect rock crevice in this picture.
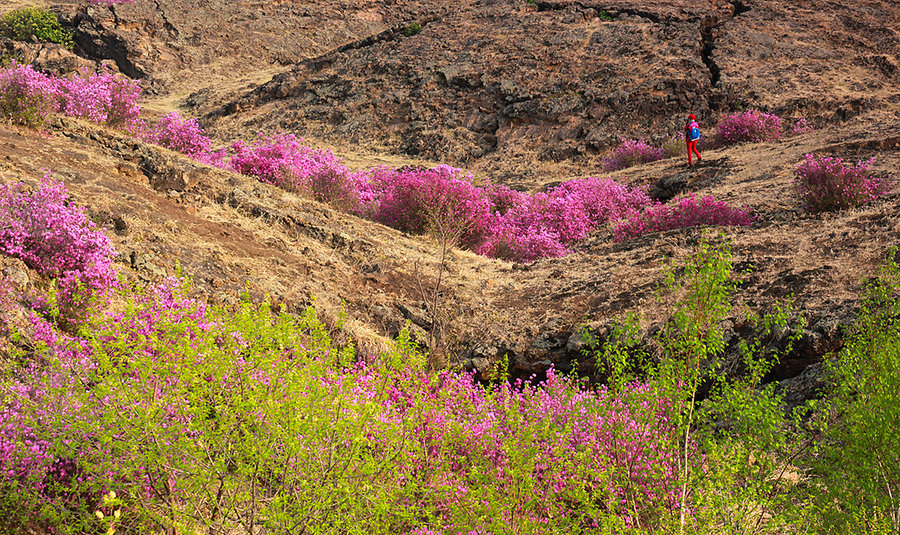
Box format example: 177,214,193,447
698,0,751,87
152,0,179,39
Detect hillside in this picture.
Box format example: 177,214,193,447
0,0,897,383
1,0,900,531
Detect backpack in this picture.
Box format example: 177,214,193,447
688,121,701,141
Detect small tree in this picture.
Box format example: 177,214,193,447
806,256,900,533
416,180,486,354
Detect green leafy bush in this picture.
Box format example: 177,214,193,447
0,8,74,50
402,22,422,37
806,256,900,533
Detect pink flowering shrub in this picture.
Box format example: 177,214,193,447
0,63,143,132
0,278,687,533
0,174,116,319
478,177,653,261
476,220,572,262
613,194,754,242
483,183,527,215
229,132,363,209
478,191,592,258
57,67,142,130
714,110,782,145
790,117,813,135
146,111,212,156
363,165,491,245
0,62,59,127
794,153,890,212
601,138,666,171
351,169,651,262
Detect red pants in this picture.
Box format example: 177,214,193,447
686,140,701,164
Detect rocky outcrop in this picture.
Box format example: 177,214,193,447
0,37,99,76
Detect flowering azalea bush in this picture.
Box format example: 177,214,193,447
714,110,782,145
0,278,687,534
0,174,116,319
794,153,890,212
601,138,667,171
362,165,491,245
0,62,59,127
229,132,365,210
478,177,653,261
0,63,142,131
146,110,212,156
57,67,142,130
476,216,573,261
790,117,813,135
613,194,754,242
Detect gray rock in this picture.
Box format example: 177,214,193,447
649,173,689,202
130,251,166,279
398,303,432,330
775,362,827,409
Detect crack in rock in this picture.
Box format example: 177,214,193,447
700,16,721,86
699,0,751,87
153,0,179,39
109,4,121,28
730,0,751,16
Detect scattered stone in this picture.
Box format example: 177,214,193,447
130,251,166,279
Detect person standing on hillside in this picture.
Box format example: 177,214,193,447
685,113,702,166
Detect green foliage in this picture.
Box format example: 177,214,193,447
580,312,650,390
402,22,422,37
599,10,616,21
488,352,509,383
580,234,808,534
806,254,900,534
691,301,806,534
652,234,740,532
657,234,736,372
24,285,406,534
0,8,74,50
